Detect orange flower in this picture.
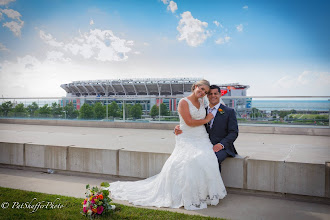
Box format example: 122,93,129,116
98,194,104,200
218,108,225,114
92,208,97,213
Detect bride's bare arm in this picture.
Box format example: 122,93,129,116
178,100,214,127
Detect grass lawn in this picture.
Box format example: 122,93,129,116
0,187,223,220
290,114,329,120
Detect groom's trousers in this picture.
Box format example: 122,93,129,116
215,149,229,173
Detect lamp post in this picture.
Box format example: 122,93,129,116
106,86,108,120
158,86,161,122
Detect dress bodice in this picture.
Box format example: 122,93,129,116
178,97,208,139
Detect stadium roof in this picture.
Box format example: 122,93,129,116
60,78,249,97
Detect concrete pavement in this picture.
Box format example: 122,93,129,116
0,166,329,220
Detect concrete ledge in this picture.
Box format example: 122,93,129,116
222,156,246,189
247,159,285,193
25,144,67,170
118,150,171,178
0,118,329,136
0,140,329,199
67,147,117,175
0,142,24,166
326,162,330,198
239,126,275,134
284,162,325,197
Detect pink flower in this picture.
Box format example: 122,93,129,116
83,199,87,205
91,197,96,204
83,207,88,213
97,206,104,214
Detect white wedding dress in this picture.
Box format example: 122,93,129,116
109,97,227,210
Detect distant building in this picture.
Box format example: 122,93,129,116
60,78,249,116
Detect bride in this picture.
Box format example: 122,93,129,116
108,79,227,210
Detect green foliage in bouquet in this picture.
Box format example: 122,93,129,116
82,182,116,218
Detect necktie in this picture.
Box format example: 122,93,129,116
208,107,214,128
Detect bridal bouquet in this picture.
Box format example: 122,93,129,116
81,182,116,218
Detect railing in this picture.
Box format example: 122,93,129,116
0,96,329,127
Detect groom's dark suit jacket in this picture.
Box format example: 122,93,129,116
205,104,239,157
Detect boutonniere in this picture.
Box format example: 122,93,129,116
218,108,225,114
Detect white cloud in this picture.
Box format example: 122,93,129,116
215,35,231,44
236,24,243,32
90,19,94,25
40,28,135,62
46,51,71,62
177,11,209,47
39,30,64,47
274,71,330,90
213,21,220,27
0,0,15,6
0,55,65,97
0,8,21,20
215,38,224,44
161,0,169,4
0,8,24,37
2,20,23,36
167,1,178,13
297,70,310,85
243,5,248,10
224,36,231,42
0,42,9,51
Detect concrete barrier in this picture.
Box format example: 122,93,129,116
0,140,329,199
221,156,246,189
0,142,24,166
118,150,171,178
67,147,117,175
0,118,329,136
25,144,67,170
247,159,285,193
284,162,325,197
326,162,330,198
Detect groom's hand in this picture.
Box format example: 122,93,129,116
213,144,223,152
174,125,182,135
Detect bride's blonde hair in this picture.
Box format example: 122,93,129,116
191,79,210,92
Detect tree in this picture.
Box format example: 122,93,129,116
160,103,169,116
94,102,106,119
14,103,27,117
27,102,39,117
278,111,289,119
38,104,52,117
79,103,95,119
122,104,133,119
150,104,159,118
1,101,13,117
130,103,142,119
64,102,79,119
108,101,120,117
51,102,63,118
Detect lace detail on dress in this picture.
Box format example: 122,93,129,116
108,96,227,210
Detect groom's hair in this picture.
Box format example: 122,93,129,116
210,85,221,93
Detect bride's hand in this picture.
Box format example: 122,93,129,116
205,113,214,122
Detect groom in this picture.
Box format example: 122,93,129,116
175,85,239,172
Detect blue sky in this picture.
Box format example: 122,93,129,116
0,0,329,97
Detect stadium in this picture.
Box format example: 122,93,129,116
60,78,250,116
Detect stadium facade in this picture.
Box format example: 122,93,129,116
60,78,249,116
